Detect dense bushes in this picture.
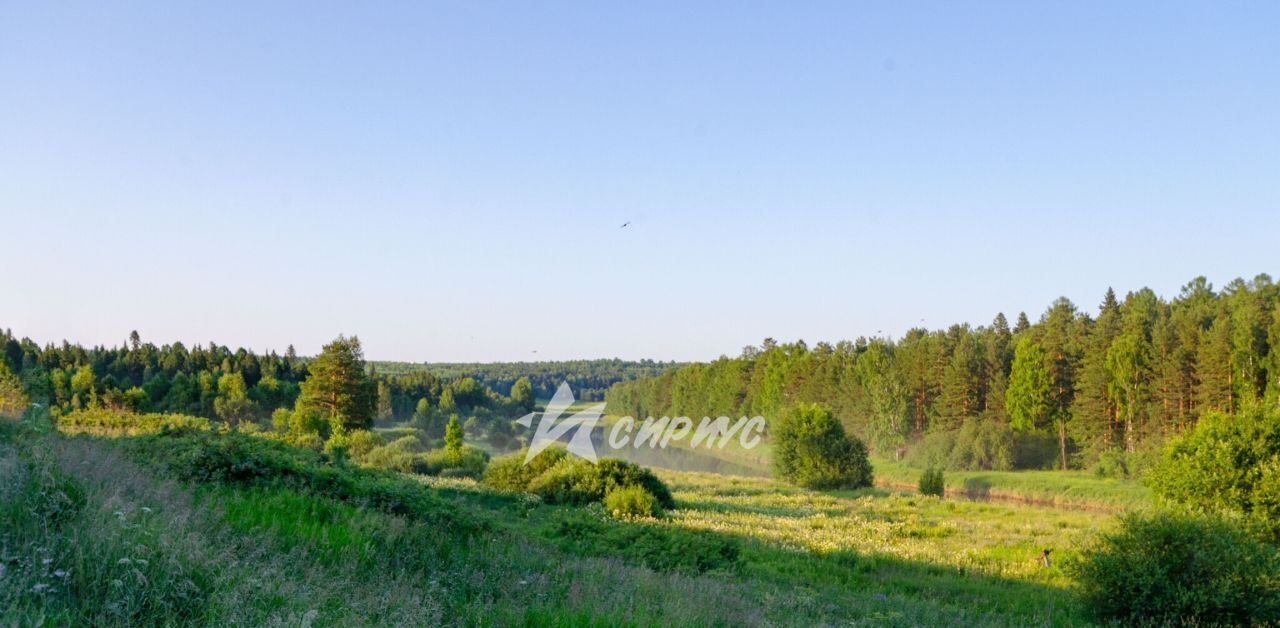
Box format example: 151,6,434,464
1069,511,1280,624
1148,407,1280,538
56,409,211,436
771,404,873,490
482,449,674,510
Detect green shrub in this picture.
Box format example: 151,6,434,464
528,458,604,505
918,466,945,497
604,485,661,519
481,447,569,492
772,403,873,490
594,458,674,508
1069,511,1280,624
1148,407,1280,538
527,457,675,508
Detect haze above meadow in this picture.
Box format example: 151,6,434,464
2,3,1277,361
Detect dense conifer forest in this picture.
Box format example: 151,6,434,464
606,275,1280,472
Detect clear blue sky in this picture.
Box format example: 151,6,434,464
2,2,1277,362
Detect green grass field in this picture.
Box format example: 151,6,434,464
2,411,1140,626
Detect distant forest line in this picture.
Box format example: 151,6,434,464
370,359,686,401
0,330,682,431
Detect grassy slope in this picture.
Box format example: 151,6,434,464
2,413,1116,626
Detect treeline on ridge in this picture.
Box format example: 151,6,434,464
605,275,1280,474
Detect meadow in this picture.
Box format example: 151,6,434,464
0,408,1137,626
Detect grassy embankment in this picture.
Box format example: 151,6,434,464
1,409,1134,626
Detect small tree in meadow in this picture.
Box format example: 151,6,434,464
918,466,945,497
772,403,873,490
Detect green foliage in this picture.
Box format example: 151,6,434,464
1148,406,1280,538
906,420,1014,471
603,485,662,519
213,372,255,427
772,403,873,490
324,429,383,460
296,335,377,432
1069,511,1280,625
508,376,536,414
443,414,463,460
545,507,738,574
414,445,489,479
125,428,479,532
917,466,944,497
0,361,29,417
55,408,212,436
488,451,675,510
481,447,569,492
1005,338,1051,432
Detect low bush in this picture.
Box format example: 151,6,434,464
604,485,661,519
771,403,873,490
918,466,944,497
1069,510,1280,624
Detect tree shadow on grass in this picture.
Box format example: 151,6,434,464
963,476,994,499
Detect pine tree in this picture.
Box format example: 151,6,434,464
1197,317,1234,414
1014,312,1031,335
444,415,464,461
1072,288,1121,458
1039,298,1082,468
297,335,376,432
937,331,984,431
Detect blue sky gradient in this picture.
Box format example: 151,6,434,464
2,2,1277,360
